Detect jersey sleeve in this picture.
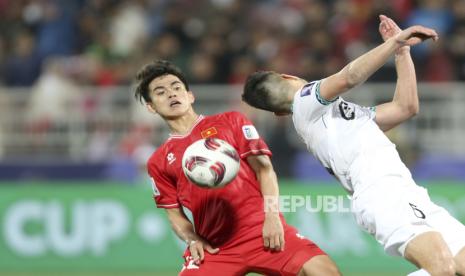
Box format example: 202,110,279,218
229,112,272,159
359,105,376,121
292,80,338,122
147,158,179,209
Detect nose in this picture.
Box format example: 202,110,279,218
168,89,177,98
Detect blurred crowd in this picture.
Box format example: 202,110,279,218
1,0,465,88
1,0,465,181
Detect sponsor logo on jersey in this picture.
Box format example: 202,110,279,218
409,203,426,219
338,101,355,120
300,82,316,97
151,177,160,197
167,152,176,164
242,125,259,140
201,127,217,138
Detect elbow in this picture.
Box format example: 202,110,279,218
394,97,419,118
411,106,419,117
409,102,420,117
406,104,419,118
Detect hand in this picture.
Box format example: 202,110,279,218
379,15,409,55
262,213,285,251
392,23,439,48
379,15,401,41
188,238,219,265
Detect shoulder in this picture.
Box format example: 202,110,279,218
147,142,169,166
212,111,249,122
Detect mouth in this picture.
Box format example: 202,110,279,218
170,100,181,107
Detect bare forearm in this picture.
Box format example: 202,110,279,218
258,168,280,214
344,38,399,88
166,209,199,243
393,49,419,113
172,220,198,243
246,155,280,214
374,49,419,131
247,154,284,251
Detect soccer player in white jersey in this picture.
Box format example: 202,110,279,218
242,15,465,276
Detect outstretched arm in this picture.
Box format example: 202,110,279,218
318,18,438,102
375,15,419,132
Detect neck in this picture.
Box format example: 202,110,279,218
166,109,200,135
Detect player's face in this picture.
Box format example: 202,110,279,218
147,74,195,119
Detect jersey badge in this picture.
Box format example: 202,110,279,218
300,82,316,97
338,101,355,120
201,127,217,138
167,152,176,164
242,125,259,140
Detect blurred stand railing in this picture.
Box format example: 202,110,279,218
0,83,464,181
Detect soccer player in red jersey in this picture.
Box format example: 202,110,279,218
134,60,340,275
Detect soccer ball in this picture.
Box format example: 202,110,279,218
182,138,240,188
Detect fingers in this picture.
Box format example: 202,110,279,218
189,241,204,265
379,14,388,21
198,244,205,262
274,234,281,251
414,26,439,42
379,21,386,32
398,25,439,47
263,216,285,251
379,21,392,41
380,14,400,32
204,244,220,254
263,233,285,251
386,17,399,31
410,25,439,39
263,235,270,249
379,14,399,29
270,235,276,250
188,240,219,266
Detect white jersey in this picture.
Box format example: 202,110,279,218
292,81,413,195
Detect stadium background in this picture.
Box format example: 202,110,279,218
0,0,465,275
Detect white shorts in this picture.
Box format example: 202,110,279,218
351,176,465,257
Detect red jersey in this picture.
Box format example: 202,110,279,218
148,111,278,248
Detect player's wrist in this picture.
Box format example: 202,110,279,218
263,195,280,214
265,211,280,218
185,234,201,245
395,46,411,56
186,239,197,245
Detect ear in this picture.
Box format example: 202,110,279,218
146,102,157,114
280,74,299,80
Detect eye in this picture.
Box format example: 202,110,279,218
156,90,164,96
174,86,181,91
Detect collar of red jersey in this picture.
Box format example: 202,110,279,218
169,115,205,138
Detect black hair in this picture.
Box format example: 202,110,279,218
242,71,280,112
135,60,189,103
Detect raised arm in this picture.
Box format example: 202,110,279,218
318,20,438,102
375,15,419,132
